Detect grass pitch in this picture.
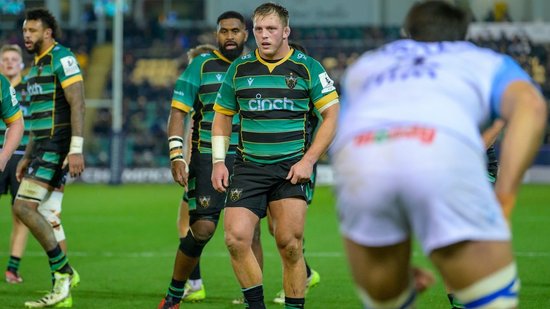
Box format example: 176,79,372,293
0,183,549,308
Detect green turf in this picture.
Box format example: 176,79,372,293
0,183,549,308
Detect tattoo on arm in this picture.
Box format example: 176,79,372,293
64,81,86,137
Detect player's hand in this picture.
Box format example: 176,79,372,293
496,192,516,226
15,157,31,182
65,153,85,178
286,158,313,184
412,267,436,293
171,160,189,188
211,162,229,193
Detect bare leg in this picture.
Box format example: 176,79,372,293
269,198,307,298
344,238,412,301
430,240,514,291
224,207,262,288
9,211,29,258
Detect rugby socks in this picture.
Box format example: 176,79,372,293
7,255,21,273
242,285,265,309
285,297,305,308
47,246,72,274
166,278,186,303
189,261,201,280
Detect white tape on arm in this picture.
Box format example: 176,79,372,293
168,136,188,172
68,136,84,154
212,136,230,163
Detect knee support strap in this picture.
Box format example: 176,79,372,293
16,179,49,203
37,191,65,242
179,231,210,258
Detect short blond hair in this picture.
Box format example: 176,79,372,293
0,44,23,58
187,44,216,63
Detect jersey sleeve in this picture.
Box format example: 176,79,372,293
54,49,83,89
213,61,238,116
171,58,204,113
308,59,339,113
490,55,533,118
0,76,22,124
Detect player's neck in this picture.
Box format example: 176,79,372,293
259,44,291,61
36,40,55,57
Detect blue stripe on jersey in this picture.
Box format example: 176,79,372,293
463,277,518,308
489,55,531,119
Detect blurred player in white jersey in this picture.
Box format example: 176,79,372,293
332,1,547,308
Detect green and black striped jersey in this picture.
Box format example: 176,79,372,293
171,50,240,154
25,43,83,141
0,80,30,154
0,73,22,135
214,48,339,164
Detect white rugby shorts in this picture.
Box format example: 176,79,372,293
332,127,510,254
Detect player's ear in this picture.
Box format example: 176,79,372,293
20,62,25,69
283,26,290,40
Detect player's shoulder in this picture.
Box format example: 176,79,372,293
232,50,256,66
0,73,9,86
193,51,218,64
51,43,76,58
290,49,321,67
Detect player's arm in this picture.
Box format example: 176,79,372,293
211,111,233,193
63,80,86,177
167,106,190,187
482,119,505,149
0,115,23,171
495,81,547,219
16,131,34,182
287,102,339,184
167,60,202,188
211,62,238,192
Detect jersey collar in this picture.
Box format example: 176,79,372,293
255,48,293,73
34,42,57,64
213,50,232,64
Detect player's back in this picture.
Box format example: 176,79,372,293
336,39,517,151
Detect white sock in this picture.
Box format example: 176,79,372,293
189,279,202,290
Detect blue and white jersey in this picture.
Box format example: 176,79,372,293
333,39,532,151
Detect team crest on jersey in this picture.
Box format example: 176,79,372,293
285,73,297,89
229,188,243,202
198,196,211,208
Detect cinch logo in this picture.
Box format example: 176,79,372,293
248,94,294,111
26,83,43,96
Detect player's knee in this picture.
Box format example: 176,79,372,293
224,231,250,258
357,280,416,309
189,220,216,242
179,231,209,258
454,263,519,309
276,236,303,263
